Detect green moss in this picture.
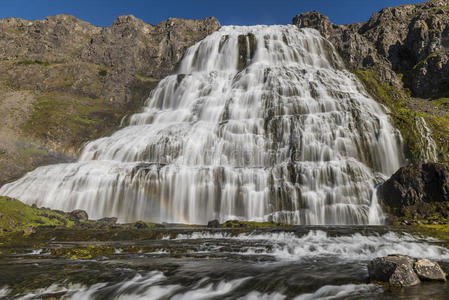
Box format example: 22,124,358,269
355,69,406,109
0,196,74,234
15,60,52,67
51,245,115,259
135,73,157,82
412,52,438,70
410,224,449,246
443,6,449,11
221,220,290,228
22,93,125,150
16,146,48,159
431,97,449,107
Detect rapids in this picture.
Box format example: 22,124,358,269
0,25,404,224
2,227,449,299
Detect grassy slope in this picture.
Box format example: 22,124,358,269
0,196,74,234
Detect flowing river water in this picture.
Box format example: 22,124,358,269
1,227,449,299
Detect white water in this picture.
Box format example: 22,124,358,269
164,230,449,261
0,25,403,224
12,277,382,300
415,116,438,162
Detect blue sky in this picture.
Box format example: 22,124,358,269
1,0,425,26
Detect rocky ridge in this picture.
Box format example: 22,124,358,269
0,14,220,186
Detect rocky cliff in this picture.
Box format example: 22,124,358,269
0,14,220,186
294,0,449,164
378,163,449,223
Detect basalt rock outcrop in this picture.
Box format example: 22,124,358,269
378,163,449,221
0,14,220,186
293,0,449,99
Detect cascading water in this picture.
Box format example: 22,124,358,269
0,25,404,225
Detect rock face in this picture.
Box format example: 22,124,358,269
368,255,446,286
69,209,89,221
293,0,449,99
378,163,449,220
0,14,220,186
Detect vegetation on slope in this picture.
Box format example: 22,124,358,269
0,196,75,234
355,68,449,164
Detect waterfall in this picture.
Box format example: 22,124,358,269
0,25,403,225
415,116,438,162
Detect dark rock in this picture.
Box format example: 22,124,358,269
414,258,447,281
69,209,89,221
378,163,449,220
97,217,118,225
133,220,149,229
207,219,220,228
368,255,420,287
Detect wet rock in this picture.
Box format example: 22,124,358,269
98,217,118,226
133,221,149,229
368,255,420,287
69,210,89,221
414,259,447,281
378,163,449,221
207,219,220,228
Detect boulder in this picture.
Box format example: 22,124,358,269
207,219,220,228
368,255,420,287
378,163,449,221
97,217,118,226
368,255,446,286
414,259,447,281
69,209,89,221
133,221,149,229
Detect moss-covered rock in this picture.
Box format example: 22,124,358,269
221,220,289,228
0,196,75,234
